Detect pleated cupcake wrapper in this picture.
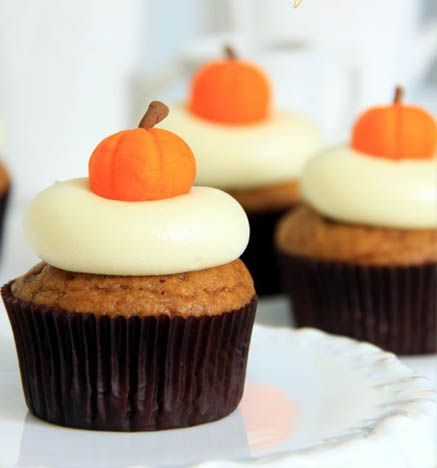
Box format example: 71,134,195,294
0,187,10,255
2,283,257,431
241,209,290,296
278,253,437,355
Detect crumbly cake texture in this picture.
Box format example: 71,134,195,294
0,161,9,194
11,259,255,317
276,205,437,266
228,180,300,213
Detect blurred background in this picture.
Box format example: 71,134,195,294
0,0,436,278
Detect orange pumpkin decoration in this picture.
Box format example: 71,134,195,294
351,86,437,159
89,101,196,201
189,46,271,124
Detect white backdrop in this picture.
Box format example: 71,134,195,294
1,0,436,204
0,0,145,202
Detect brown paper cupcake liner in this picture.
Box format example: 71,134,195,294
241,209,291,296
2,282,257,431
278,253,437,355
0,187,10,256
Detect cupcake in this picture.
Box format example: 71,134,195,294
2,101,257,431
276,87,437,355
0,127,10,254
159,46,323,295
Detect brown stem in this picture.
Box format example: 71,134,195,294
393,86,404,104
224,45,237,61
138,101,169,129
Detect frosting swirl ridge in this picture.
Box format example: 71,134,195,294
24,178,249,275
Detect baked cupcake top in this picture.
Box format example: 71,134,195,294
158,47,323,190
302,87,437,229
0,124,9,193
12,260,254,317
24,101,250,276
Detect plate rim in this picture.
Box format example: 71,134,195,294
0,325,436,468
161,326,437,468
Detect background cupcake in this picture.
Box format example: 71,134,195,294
0,163,9,252
2,102,257,431
159,47,323,296
276,88,437,355
0,126,10,256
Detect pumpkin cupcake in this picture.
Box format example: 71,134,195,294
2,101,257,431
276,87,437,355
159,46,323,295
0,127,10,255
0,162,9,249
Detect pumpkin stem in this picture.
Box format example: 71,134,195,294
224,45,237,61
393,86,404,105
138,101,169,129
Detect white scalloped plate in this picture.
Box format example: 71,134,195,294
0,323,435,468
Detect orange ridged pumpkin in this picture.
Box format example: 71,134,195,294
351,86,437,160
189,46,271,125
89,101,196,201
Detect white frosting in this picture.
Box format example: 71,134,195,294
158,104,323,190
24,178,249,275
302,146,437,229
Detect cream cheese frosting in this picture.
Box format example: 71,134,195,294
158,104,323,190
24,178,250,275
302,146,437,229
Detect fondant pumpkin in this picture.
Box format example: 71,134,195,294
189,46,270,124
89,101,196,201
351,86,437,159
